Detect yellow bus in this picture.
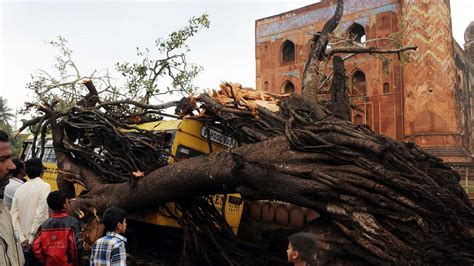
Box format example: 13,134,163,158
20,119,244,234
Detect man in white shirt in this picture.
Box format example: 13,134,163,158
3,158,26,210
10,157,51,246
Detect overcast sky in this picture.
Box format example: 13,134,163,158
1,0,473,120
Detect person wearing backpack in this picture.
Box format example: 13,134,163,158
32,191,82,266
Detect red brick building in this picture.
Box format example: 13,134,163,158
255,0,474,191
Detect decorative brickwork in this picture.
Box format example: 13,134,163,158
402,0,458,145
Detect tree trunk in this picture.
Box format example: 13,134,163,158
329,56,351,120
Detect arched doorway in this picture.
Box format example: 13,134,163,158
353,114,363,125
283,81,295,93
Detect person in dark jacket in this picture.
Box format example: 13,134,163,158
32,191,82,266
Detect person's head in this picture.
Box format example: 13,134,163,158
11,158,26,180
287,232,317,264
0,130,16,186
25,157,44,179
103,206,127,234
47,190,68,211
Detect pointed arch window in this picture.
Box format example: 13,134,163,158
353,114,363,125
283,81,295,93
383,82,390,94
351,70,366,96
282,40,295,63
264,81,270,91
348,23,366,43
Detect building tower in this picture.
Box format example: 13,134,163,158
465,21,474,62
401,0,471,164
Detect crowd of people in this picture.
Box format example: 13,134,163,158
0,130,128,266
1,130,318,265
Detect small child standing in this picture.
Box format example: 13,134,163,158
90,206,127,266
287,232,318,266
32,190,82,266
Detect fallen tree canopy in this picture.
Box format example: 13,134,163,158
23,82,474,265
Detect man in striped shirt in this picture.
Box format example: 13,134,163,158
90,207,127,266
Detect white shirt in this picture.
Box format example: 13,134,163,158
10,177,51,244
2,177,24,210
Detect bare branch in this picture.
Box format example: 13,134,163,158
95,99,180,110
327,46,417,57
16,115,47,135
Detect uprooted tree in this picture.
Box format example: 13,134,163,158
18,1,474,265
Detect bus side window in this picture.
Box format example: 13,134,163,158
20,142,33,160
175,145,204,161
19,142,29,161
20,142,57,162
43,147,57,163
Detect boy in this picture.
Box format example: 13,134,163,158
32,190,82,266
90,206,127,266
287,232,318,266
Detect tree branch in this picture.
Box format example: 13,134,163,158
302,0,344,99
327,46,417,57
94,99,180,110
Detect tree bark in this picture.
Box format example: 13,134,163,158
329,56,351,120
